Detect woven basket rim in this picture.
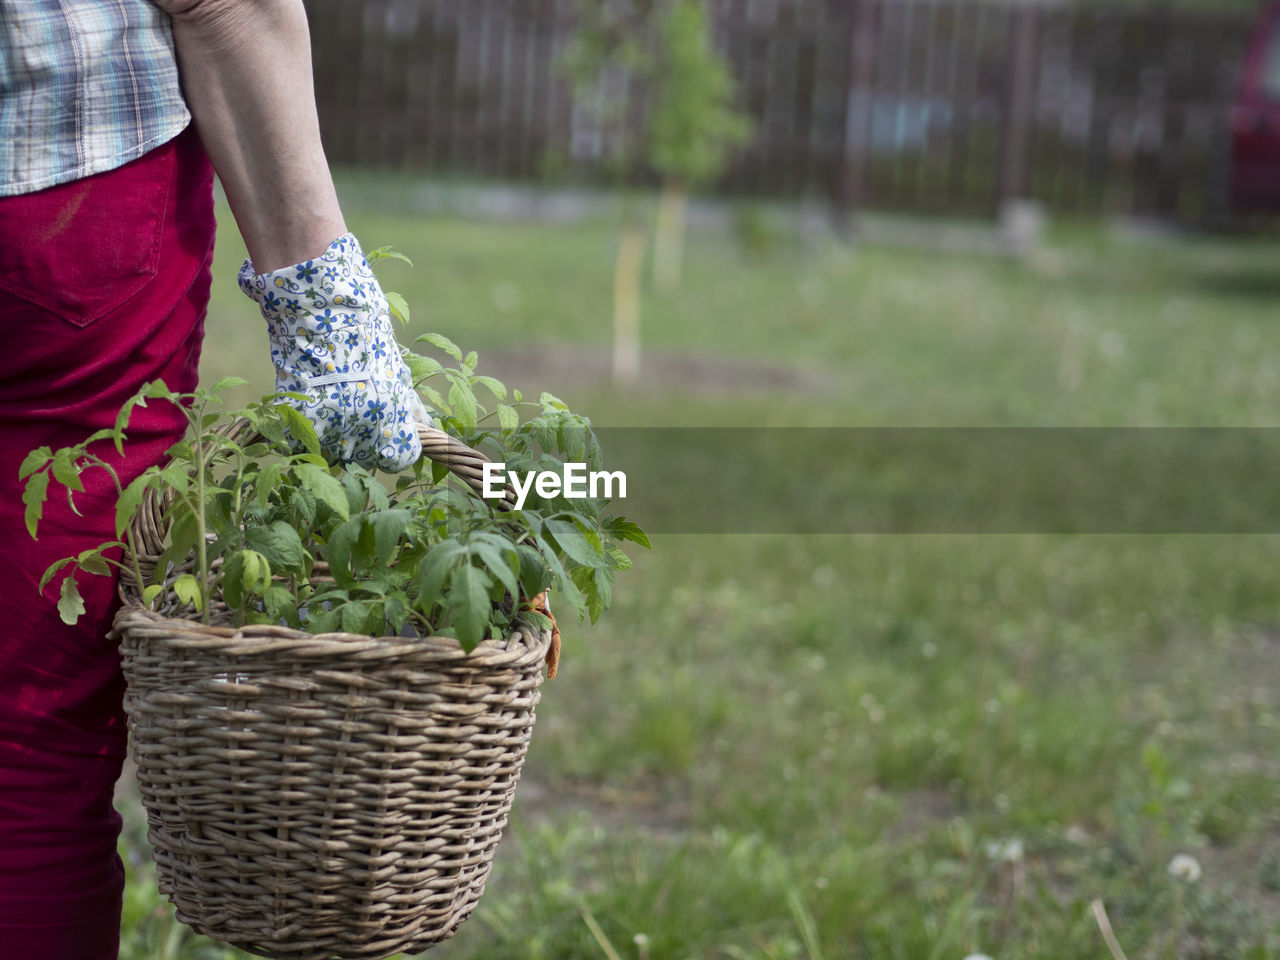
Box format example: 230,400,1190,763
113,602,552,668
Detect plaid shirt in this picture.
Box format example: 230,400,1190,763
0,0,190,196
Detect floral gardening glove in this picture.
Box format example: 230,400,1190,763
238,233,431,472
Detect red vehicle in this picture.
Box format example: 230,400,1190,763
1231,2,1280,212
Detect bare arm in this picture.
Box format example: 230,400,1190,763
153,0,345,271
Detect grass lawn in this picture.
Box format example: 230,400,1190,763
119,184,1280,960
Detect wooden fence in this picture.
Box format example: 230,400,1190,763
306,0,1257,223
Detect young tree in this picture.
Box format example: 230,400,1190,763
563,0,658,384
648,1,751,293
563,0,750,382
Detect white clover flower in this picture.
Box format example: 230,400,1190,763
1168,854,1202,883
1065,825,1089,845
963,954,996,960
984,837,1024,863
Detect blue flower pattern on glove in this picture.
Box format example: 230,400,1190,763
238,233,432,472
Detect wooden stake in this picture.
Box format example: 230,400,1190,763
653,179,688,294
612,222,646,385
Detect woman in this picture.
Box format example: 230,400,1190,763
0,2,425,955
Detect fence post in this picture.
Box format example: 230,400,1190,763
835,0,878,230
997,3,1041,209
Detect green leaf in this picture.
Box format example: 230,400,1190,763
77,550,112,577
546,518,608,569
418,383,446,410
279,406,322,456
114,394,143,450
415,541,464,607
497,404,519,432
208,376,250,394
294,463,350,520
254,461,284,509
463,351,479,371
158,460,191,498
18,447,52,481
449,564,490,653
57,573,86,625
531,418,556,454
404,352,443,383
534,534,586,621
141,584,163,608
371,510,412,565
245,521,306,576
366,246,413,268
39,557,77,593
239,550,271,594
540,391,569,411
143,380,176,401
221,551,246,610
305,601,340,634
591,566,614,622
384,594,409,633
473,375,506,401
263,585,298,626
339,472,368,515
448,378,479,432
341,599,372,634
607,546,633,570
363,472,390,511
50,448,84,493
560,420,587,462
82,427,121,448
516,544,551,598
288,484,317,524
415,332,463,361
385,290,411,327
115,472,154,538
605,516,652,549
324,517,363,585
173,573,203,612
587,433,605,472
256,414,289,449
471,539,520,600
23,471,49,539
158,510,199,582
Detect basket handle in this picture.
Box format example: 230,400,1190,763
415,421,513,504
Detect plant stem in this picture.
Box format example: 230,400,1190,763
1090,899,1131,960
192,401,211,625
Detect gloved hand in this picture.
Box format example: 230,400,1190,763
238,233,431,472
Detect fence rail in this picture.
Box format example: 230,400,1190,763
305,0,1257,223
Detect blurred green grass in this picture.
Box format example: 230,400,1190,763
205,190,1280,428
120,185,1280,960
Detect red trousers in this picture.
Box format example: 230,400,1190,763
0,126,215,959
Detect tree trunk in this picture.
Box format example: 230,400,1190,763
653,178,688,294
612,221,647,385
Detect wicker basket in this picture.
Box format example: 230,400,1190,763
114,424,550,960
